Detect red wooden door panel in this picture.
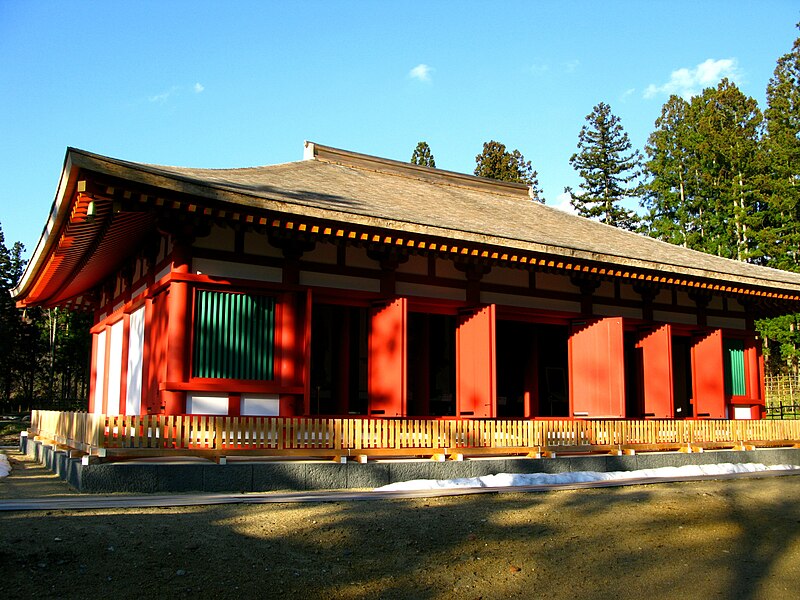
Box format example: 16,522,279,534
569,317,625,418
692,329,726,418
368,298,407,416
456,304,496,418
637,324,674,418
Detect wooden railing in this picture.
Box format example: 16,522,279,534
28,410,800,460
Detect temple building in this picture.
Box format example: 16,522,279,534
13,142,800,423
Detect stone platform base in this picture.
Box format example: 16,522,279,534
19,433,800,494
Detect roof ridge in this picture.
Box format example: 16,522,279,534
304,141,533,199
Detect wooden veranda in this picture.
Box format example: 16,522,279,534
28,410,800,463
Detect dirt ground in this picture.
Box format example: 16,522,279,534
1,450,800,600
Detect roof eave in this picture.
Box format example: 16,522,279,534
11,149,83,303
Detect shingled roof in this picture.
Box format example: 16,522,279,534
13,142,800,306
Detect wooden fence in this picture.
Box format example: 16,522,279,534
766,402,800,420
28,410,800,461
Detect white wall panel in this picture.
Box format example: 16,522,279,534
187,393,229,415
125,307,145,415
93,330,106,415
106,320,124,416
241,394,280,416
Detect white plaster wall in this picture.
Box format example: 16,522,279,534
535,272,574,293
397,281,466,301
244,231,283,257
155,264,171,283
300,271,380,292
396,255,428,276
593,304,643,320
125,307,145,416
345,246,379,269
194,225,235,251
241,394,280,416
619,283,640,301
708,316,747,330
676,291,693,308
594,281,616,298
194,258,282,282
434,259,462,280
653,310,697,326
481,291,581,314
304,243,338,265
733,405,753,420
106,320,124,416
482,267,528,287
187,393,229,415
93,330,106,415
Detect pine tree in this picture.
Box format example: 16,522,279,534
0,223,27,405
568,103,641,229
755,25,800,374
410,141,436,168
690,79,763,262
474,141,544,202
759,25,800,271
642,95,698,247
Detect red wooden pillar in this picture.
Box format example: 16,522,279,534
163,244,191,415
636,324,674,419
745,336,764,418
692,329,726,418
456,304,496,418
569,317,625,418
141,294,166,415
277,290,308,416
368,297,407,417
744,337,763,403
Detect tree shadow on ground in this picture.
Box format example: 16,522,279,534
1,476,799,599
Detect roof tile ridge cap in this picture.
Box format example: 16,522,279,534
306,141,531,199
69,147,299,173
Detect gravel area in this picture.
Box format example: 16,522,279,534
2,451,800,599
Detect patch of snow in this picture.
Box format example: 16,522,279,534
374,463,800,492
0,453,11,478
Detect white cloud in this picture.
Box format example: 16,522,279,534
409,63,433,82
148,86,179,103
644,58,741,100
194,82,205,93
552,191,577,214
530,61,549,75
563,59,580,73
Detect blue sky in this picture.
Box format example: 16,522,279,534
1,1,798,255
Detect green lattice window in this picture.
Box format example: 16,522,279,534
724,339,746,396
192,290,275,380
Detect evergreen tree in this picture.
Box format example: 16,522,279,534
643,81,764,261
568,103,641,229
759,25,800,271
690,79,764,262
0,223,27,405
755,25,800,373
642,95,698,247
474,140,544,202
410,141,436,168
